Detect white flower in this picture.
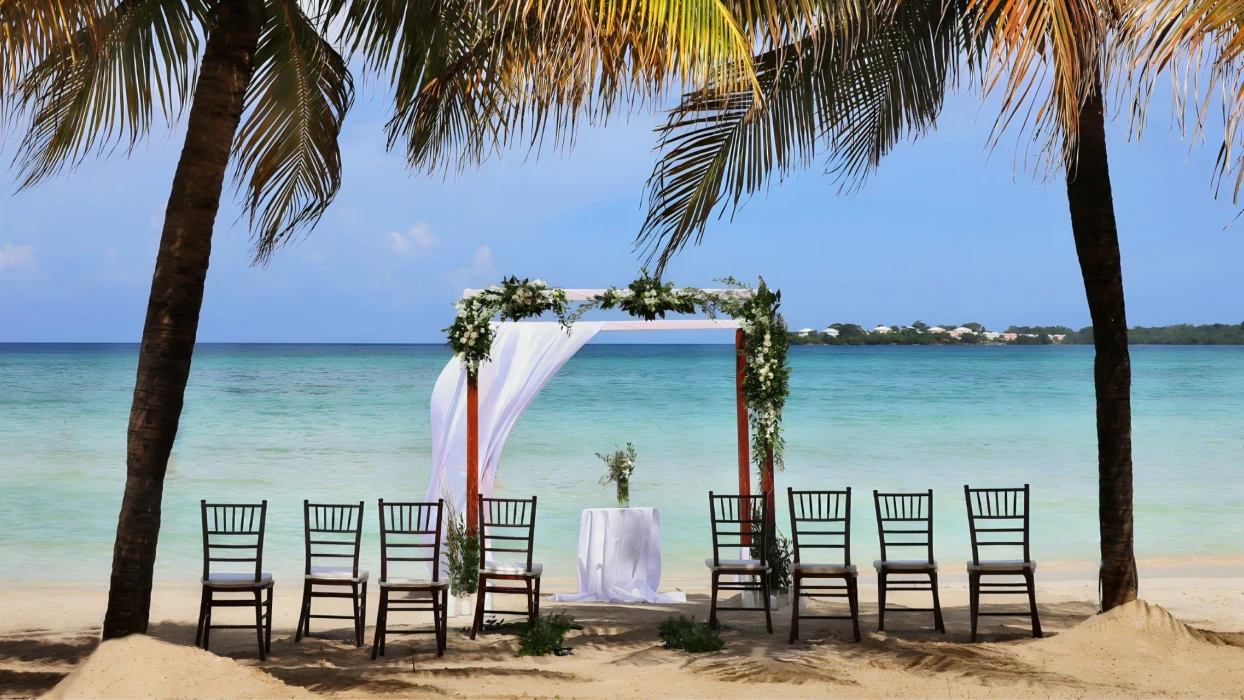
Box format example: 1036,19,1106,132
467,338,475,346
532,279,547,288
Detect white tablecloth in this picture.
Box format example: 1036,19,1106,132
550,507,686,603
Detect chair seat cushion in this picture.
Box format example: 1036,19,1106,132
874,559,938,571
379,577,449,588
967,559,1036,572
307,566,369,581
705,558,770,572
480,561,543,576
794,562,857,575
203,572,273,588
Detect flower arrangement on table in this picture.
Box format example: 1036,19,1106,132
596,443,637,507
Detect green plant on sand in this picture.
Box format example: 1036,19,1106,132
658,615,725,653
519,612,581,656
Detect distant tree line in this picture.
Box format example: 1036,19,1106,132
790,322,1244,345
1058,323,1244,345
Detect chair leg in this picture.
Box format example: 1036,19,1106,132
877,571,887,632
470,575,487,640
202,594,213,651
533,576,542,618
708,572,720,629
195,586,209,648
254,590,267,662
265,586,273,654
969,572,981,643
1025,571,1043,638
761,573,773,634
848,576,862,643
930,571,946,633
360,583,369,648
788,573,800,644
350,583,362,648
295,581,310,642
525,578,536,629
371,589,387,659
438,588,448,656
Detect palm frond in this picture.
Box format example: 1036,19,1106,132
1128,0,1244,202
330,0,759,175
10,0,199,187
235,0,353,262
639,0,969,270
0,0,108,92
963,0,1113,171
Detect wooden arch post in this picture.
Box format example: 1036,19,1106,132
735,330,752,545
466,373,479,535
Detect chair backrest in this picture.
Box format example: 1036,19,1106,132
964,484,1031,564
378,499,444,582
478,496,537,571
873,490,935,564
708,492,769,567
201,501,267,582
303,501,365,577
788,488,852,566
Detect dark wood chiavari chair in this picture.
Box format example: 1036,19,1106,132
705,491,773,633
195,501,273,660
873,490,945,633
964,484,1042,641
470,496,542,639
372,499,449,661
295,501,367,647
788,487,860,643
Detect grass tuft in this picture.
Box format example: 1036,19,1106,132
658,615,725,653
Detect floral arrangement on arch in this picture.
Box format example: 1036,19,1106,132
445,277,571,377
595,269,705,321
444,273,790,470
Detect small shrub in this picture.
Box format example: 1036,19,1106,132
658,615,725,653
519,612,580,656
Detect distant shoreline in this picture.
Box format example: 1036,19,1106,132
791,322,1244,346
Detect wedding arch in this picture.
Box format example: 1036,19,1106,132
424,272,791,534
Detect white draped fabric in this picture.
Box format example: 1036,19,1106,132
425,321,605,513
551,508,687,604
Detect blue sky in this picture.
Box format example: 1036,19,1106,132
1,84,1241,343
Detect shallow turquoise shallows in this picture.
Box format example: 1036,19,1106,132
1,343,1241,585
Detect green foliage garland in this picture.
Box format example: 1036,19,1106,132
446,273,790,470
445,277,571,377
596,269,705,321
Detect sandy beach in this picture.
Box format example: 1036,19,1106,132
4,563,1243,699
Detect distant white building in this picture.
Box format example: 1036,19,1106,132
871,325,892,334
797,328,817,337
928,326,947,334
982,331,1002,340
1002,333,1018,341
1051,334,1067,343
949,326,976,338
822,327,840,337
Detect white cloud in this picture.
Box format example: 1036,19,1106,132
0,244,37,271
388,221,439,257
441,245,497,290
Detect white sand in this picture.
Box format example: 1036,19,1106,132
3,574,1243,699
42,635,309,700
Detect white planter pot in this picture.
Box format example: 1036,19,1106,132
789,592,808,612
449,595,475,618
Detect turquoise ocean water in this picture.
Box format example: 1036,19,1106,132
1,344,1241,586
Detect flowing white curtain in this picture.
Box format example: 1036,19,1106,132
425,321,605,514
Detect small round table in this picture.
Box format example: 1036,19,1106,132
550,507,686,603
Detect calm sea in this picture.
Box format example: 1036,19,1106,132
1,344,1241,586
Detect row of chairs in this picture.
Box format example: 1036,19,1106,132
195,497,543,663
706,485,1041,643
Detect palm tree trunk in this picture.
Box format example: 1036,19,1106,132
102,0,264,639
1065,82,1138,612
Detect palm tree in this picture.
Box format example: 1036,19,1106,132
7,0,351,638
3,0,759,637
637,0,1141,609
